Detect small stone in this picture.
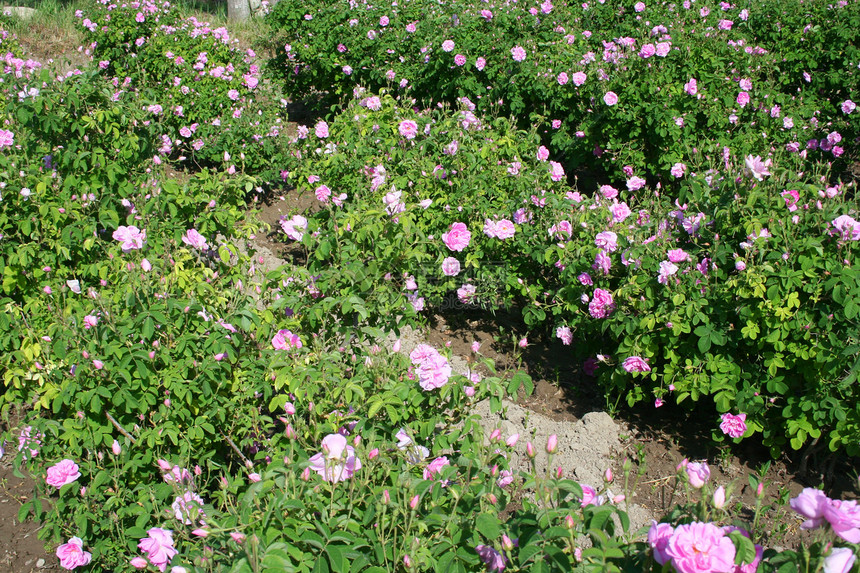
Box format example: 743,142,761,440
36,558,45,567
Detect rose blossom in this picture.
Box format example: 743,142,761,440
719,413,747,438
46,459,81,488
441,257,461,276
665,522,736,573
648,521,674,565
56,537,92,570
181,229,209,251
685,462,710,488
603,91,618,106
308,433,361,483
442,222,471,251
622,356,650,373
272,329,302,350
398,119,419,139
138,528,177,572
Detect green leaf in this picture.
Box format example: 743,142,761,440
325,545,346,571
476,513,501,540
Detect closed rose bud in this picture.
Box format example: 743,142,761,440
410,495,419,509
353,435,361,447
506,433,519,447
713,486,726,509
80,487,86,496
285,424,296,439
556,466,563,479
111,440,121,455
565,515,575,529
368,448,379,460
546,434,558,454
491,464,499,477
249,473,261,482
230,532,246,543
382,489,390,504
301,467,311,481
403,555,412,567
192,528,209,537
526,442,536,458
613,494,625,504
490,429,502,442
93,359,104,370
604,468,613,483
157,459,172,471
756,482,764,498
487,493,498,505
194,465,202,476
393,339,401,352
220,476,229,488
284,402,296,415
502,534,514,552
148,350,156,359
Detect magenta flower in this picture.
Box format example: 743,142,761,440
737,91,750,107
442,222,471,251
588,288,615,319
571,71,587,86
667,249,690,263
138,527,177,572
719,413,747,438
842,100,856,114
579,484,602,507
308,434,361,483
603,91,618,106
46,459,81,488
441,39,455,52
423,456,450,481
626,176,646,191
665,522,736,573
441,257,461,276
56,537,92,570
113,225,147,252
272,329,302,350
557,72,569,85
622,356,650,373
181,229,209,251
454,54,466,66
671,162,687,178
648,521,674,565
510,45,527,62
398,119,419,139
549,161,565,181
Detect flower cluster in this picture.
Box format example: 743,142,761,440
409,344,452,391
791,488,860,543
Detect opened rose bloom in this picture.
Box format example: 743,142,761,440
442,222,471,251
622,356,651,373
138,527,177,572
665,522,735,573
308,433,361,483
719,412,747,438
56,537,92,570
46,459,82,488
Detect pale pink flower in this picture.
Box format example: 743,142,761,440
441,40,455,52
314,121,329,138
571,71,587,86
685,462,710,488
790,488,829,529
595,231,618,252
667,249,690,263
56,537,92,570
626,176,646,191
398,119,419,139
457,284,477,303
495,219,516,239
46,459,81,488
603,91,618,106
842,100,856,114
308,434,361,483
556,326,573,345
138,528,177,572
181,229,209,251
744,155,771,180
823,547,856,573
112,226,147,252
588,288,615,318
824,499,860,543
549,161,565,181
737,91,750,107
441,257,461,276
671,163,687,178
280,214,307,241
665,522,735,573
511,45,527,62
831,215,860,240
172,491,205,525
0,129,14,147
442,222,471,251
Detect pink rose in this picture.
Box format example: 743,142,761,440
272,329,302,350
791,488,829,529
441,257,461,276
138,527,177,572
648,521,674,565
308,434,362,483
46,459,81,488
665,522,735,573
823,547,856,573
603,91,618,106
685,462,710,488
182,228,209,251
398,119,419,139
56,537,92,570
442,222,471,251
622,356,651,373
423,456,450,481
719,412,747,438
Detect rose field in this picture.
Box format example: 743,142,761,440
0,0,859,570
